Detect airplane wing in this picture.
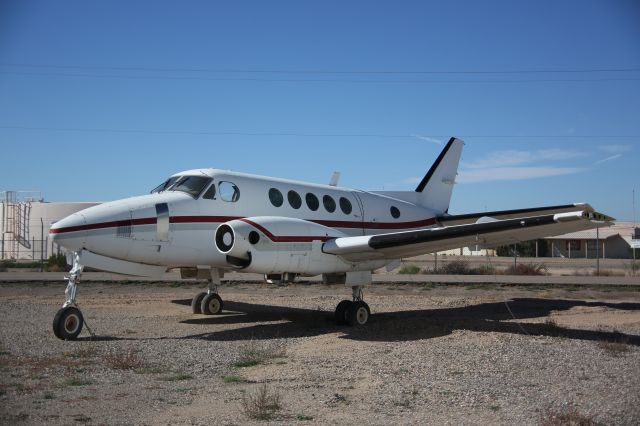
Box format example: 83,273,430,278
322,209,614,262
437,203,593,226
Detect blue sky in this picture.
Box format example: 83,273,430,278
1,1,639,221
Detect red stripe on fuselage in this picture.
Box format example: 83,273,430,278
49,215,436,235
238,218,333,243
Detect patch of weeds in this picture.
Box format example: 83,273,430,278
223,375,245,384
296,414,314,421
597,339,630,357
104,349,145,370
174,388,192,393
398,264,421,274
73,414,91,423
241,383,282,420
489,405,500,412
134,366,164,375
233,340,287,368
397,368,409,374
64,347,97,359
63,377,93,387
42,392,55,400
544,318,560,332
159,372,193,382
394,399,412,408
449,371,464,376
330,393,349,405
506,262,548,276
540,403,597,426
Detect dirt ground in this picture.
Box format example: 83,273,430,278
1,280,639,425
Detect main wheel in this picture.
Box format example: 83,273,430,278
346,301,370,326
191,292,207,314
334,300,352,325
53,307,84,340
200,293,223,315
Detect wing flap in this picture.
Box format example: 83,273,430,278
323,210,613,262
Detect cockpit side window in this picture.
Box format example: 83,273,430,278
202,183,216,200
169,176,212,198
219,181,240,202
151,176,180,194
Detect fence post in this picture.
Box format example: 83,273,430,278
40,218,44,272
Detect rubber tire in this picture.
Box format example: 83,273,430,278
346,301,370,326
200,293,223,315
334,300,352,325
191,292,207,314
53,307,84,340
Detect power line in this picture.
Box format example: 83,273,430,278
1,62,639,75
1,70,638,84
1,125,638,139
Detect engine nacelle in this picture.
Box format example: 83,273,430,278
214,216,386,274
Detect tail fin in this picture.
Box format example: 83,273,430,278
414,137,464,214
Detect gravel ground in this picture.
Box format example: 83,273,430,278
0,280,639,425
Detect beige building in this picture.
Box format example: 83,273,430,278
1,191,99,260
545,222,638,259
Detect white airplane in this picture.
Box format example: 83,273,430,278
49,138,612,339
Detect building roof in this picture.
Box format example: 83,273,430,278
546,222,638,241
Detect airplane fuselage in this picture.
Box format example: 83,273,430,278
50,168,439,274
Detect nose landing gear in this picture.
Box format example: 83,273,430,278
53,252,87,340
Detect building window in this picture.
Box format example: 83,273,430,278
219,181,240,202
306,193,319,211
390,206,401,219
268,188,283,207
323,195,336,213
587,240,599,251
288,190,302,209
566,240,581,251
339,197,352,215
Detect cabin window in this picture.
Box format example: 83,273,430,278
169,176,212,198
269,188,283,207
306,193,319,211
202,183,216,200
390,206,401,219
323,195,336,213
288,190,302,209
339,197,352,215
219,181,240,202
151,176,180,194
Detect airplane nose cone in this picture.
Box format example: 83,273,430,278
49,213,87,251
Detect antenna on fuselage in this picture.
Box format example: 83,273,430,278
329,171,341,187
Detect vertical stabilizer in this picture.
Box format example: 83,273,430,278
414,137,464,214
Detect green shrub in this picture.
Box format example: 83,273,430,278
46,253,69,272
398,264,421,274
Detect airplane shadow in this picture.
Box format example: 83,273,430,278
79,298,640,345
163,298,640,346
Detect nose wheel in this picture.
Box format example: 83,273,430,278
53,252,87,340
53,306,84,340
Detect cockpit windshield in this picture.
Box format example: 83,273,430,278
168,175,212,198
151,176,180,194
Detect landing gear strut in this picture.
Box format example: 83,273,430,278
334,285,370,326
53,252,86,340
192,268,224,315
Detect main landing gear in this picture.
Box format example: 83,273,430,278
192,268,224,315
53,252,86,340
334,286,370,326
